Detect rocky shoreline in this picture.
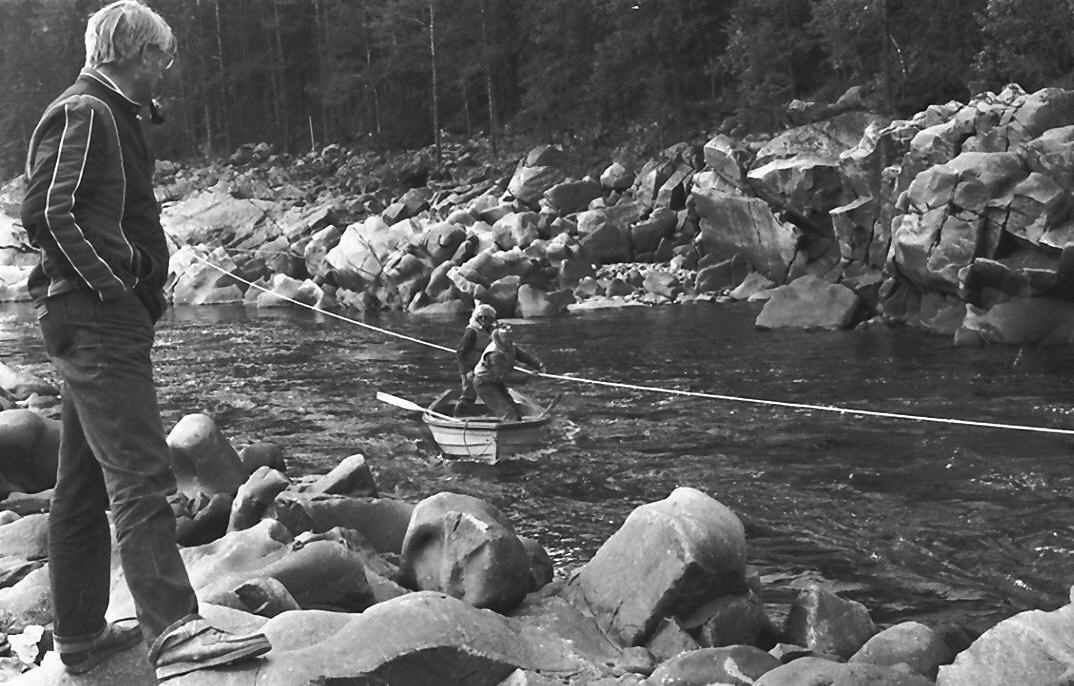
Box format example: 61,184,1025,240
5,84,1074,343
1,403,1072,685
4,84,1074,683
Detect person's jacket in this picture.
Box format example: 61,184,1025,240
473,340,541,385
21,69,169,320
456,324,492,376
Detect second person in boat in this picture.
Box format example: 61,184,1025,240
454,303,498,416
472,324,544,421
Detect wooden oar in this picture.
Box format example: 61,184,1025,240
376,391,455,421
537,393,563,419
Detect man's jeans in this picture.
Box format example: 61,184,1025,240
38,289,198,648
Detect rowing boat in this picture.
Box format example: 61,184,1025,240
421,389,556,462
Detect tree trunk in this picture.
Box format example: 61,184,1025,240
212,0,231,152
429,0,441,162
480,0,498,153
272,0,287,150
313,0,328,148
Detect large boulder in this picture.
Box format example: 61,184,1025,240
692,187,797,282
936,593,1074,686
282,494,414,554
325,215,416,290
0,513,49,562
508,582,623,668
756,112,885,167
0,566,51,633
162,591,601,686
755,656,936,686
492,212,541,251
544,178,602,214
850,621,954,679
160,190,272,247
748,154,845,218
398,492,531,613
508,146,566,206
252,274,323,308
0,410,59,494
517,284,571,318
755,275,860,330
302,224,344,280
572,487,747,646
680,590,779,649
166,413,248,499
1024,124,1074,193
168,245,245,305
954,297,1074,345
0,265,32,301
784,584,878,659
646,645,780,686
110,519,374,617
306,453,377,497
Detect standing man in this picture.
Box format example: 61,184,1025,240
20,2,271,679
454,302,497,416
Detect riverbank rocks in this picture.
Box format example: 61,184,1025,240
755,274,861,329
646,645,780,686
179,591,600,686
281,494,414,554
935,592,1074,686
849,620,954,678
168,245,245,305
306,453,377,497
227,466,290,532
954,296,1074,345
167,413,248,499
0,566,50,633
398,492,531,613
784,584,878,659
572,487,747,647
110,519,375,618
692,187,796,282
754,656,936,686
0,513,48,562
0,410,58,496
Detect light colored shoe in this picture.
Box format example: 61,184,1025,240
149,615,271,681
58,618,143,675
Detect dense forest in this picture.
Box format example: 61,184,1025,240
2,0,1074,180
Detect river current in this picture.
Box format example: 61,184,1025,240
2,300,1072,633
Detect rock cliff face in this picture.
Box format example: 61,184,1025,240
5,84,1074,342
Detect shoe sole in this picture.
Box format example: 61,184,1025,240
63,625,143,675
155,638,272,681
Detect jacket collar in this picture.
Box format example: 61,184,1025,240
79,68,143,116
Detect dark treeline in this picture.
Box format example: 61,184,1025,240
3,0,1074,180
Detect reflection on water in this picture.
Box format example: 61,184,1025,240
3,300,1074,630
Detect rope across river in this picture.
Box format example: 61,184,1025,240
190,252,1074,437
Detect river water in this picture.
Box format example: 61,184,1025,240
2,300,1073,633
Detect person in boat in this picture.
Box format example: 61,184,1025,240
472,324,544,421
454,303,497,416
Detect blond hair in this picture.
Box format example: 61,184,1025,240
84,1,175,68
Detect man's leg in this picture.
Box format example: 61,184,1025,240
47,384,113,646
475,382,522,421
42,291,197,645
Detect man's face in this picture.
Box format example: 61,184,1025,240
134,43,173,102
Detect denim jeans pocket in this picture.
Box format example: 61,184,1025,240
38,303,76,359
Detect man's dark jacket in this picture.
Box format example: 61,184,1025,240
21,69,168,320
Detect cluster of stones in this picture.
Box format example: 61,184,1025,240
6,84,1074,339
1,382,1073,683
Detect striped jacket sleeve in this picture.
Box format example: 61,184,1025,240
27,100,127,299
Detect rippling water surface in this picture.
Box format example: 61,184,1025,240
3,300,1073,631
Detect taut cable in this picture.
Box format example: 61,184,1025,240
188,252,1074,436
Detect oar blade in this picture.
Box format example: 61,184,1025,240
375,391,425,412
